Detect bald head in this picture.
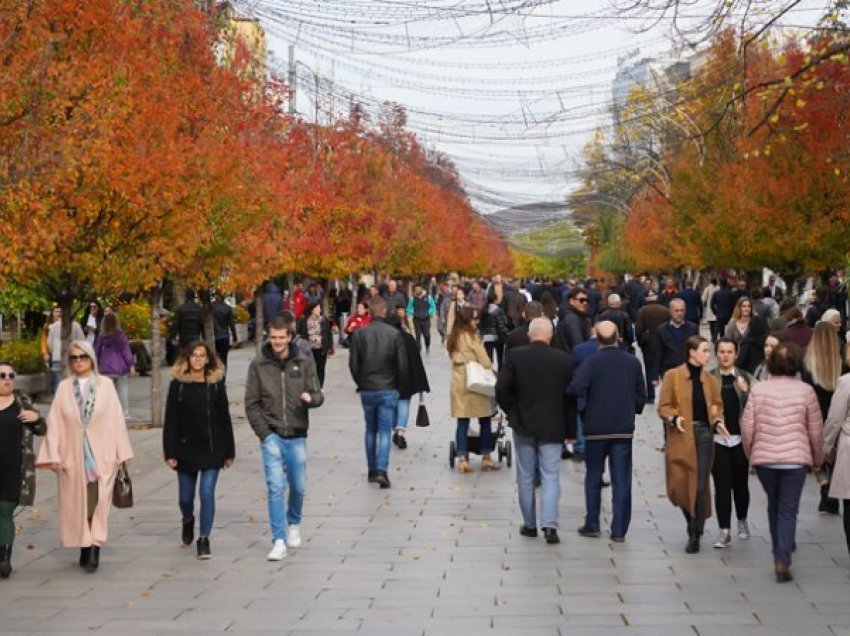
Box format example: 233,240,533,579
528,318,553,344
596,320,619,346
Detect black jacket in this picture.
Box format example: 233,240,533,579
163,368,235,470
212,301,237,342
396,327,430,399
505,324,531,350
654,321,699,381
349,318,408,392
711,288,735,323
736,314,769,373
567,346,646,439
555,306,590,354
496,342,577,443
480,304,509,342
599,308,634,347
171,301,204,344
245,344,324,439
636,303,669,351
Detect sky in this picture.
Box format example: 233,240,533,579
232,0,832,230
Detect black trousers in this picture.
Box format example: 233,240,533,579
708,320,719,342
844,500,850,555
484,341,504,370
683,422,713,537
215,338,230,370
711,442,750,529
312,349,327,387
413,318,431,351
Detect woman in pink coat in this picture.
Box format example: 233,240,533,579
741,341,823,583
36,340,133,573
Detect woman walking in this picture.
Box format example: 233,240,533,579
385,314,430,450
802,321,847,515
753,333,785,381
447,306,499,473
480,287,509,369
710,339,753,549
36,341,133,572
659,335,727,553
724,297,754,344
0,362,45,578
823,346,850,558
94,313,135,420
741,342,823,582
298,302,334,387
343,302,371,345
163,342,234,559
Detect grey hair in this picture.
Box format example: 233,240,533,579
66,340,100,380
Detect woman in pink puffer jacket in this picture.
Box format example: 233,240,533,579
741,341,823,583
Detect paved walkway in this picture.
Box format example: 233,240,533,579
5,341,850,635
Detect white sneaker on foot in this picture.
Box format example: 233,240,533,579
737,519,750,540
713,530,731,549
286,525,302,548
267,539,287,561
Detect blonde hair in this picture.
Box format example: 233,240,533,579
66,340,100,381
804,322,842,391
731,296,753,322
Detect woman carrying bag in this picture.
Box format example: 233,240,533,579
385,313,430,450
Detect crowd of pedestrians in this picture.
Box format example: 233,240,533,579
3,270,850,588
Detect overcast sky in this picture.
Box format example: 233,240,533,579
235,0,830,223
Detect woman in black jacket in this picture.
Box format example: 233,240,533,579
297,302,334,387
164,341,234,560
386,312,430,449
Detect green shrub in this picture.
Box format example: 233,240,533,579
0,338,44,375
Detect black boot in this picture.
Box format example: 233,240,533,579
79,546,92,568
85,546,100,573
685,534,701,554
182,517,195,546
0,545,11,578
196,537,211,560
374,470,391,489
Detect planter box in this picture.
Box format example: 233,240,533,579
16,373,48,398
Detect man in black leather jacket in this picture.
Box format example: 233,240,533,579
349,296,408,489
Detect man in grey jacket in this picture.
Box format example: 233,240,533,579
349,296,408,489
245,316,324,561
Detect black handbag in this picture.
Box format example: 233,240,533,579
415,394,430,427
112,465,134,508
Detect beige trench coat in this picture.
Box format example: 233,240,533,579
824,374,850,499
450,332,494,419
36,376,133,547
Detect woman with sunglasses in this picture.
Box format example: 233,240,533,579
36,341,133,573
0,362,45,578
163,341,234,559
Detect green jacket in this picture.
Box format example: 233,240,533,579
245,344,324,440
14,390,46,507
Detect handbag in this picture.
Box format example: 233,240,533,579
415,393,430,427
466,361,496,397
112,465,134,509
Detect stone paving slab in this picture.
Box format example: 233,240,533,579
6,336,850,634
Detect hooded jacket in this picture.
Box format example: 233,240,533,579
163,365,234,470
95,331,134,376
245,343,324,440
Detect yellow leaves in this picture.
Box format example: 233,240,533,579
769,114,780,124
793,122,809,132
795,98,806,109
783,76,793,88
836,167,842,177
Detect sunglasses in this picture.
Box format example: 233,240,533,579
575,298,589,304
69,354,90,362
0,372,16,380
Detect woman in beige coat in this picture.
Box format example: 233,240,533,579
448,305,499,473
823,346,850,558
36,340,133,573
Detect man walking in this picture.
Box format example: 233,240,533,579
349,296,408,489
211,292,237,369
556,287,591,355
406,283,436,353
568,322,647,541
636,292,669,402
496,319,576,545
654,298,699,385
245,316,324,561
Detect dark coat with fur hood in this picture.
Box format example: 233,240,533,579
163,363,234,471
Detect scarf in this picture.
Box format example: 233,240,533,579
73,377,99,483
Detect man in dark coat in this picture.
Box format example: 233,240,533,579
635,292,669,402
170,290,205,351
556,287,591,355
710,279,735,339
676,279,703,326
504,301,544,350
599,293,634,352
568,321,646,541
653,298,699,384
496,319,576,545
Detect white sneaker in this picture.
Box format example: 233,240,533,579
267,539,287,561
737,519,750,540
286,525,302,548
713,531,731,549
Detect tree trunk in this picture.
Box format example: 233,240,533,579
150,284,164,428
254,285,263,356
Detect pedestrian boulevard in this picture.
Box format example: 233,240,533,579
5,345,850,635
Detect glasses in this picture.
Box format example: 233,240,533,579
0,372,16,380
69,354,90,362
575,298,589,304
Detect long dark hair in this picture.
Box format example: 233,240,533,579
175,340,222,378
447,305,477,355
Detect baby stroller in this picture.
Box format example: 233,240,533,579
448,409,512,468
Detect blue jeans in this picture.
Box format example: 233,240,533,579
178,468,220,537
584,439,633,537
756,466,807,566
513,431,562,529
360,390,399,472
574,414,586,455
396,398,411,431
456,417,493,456
261,434,307,542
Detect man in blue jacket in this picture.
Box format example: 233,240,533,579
568,321,647,542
